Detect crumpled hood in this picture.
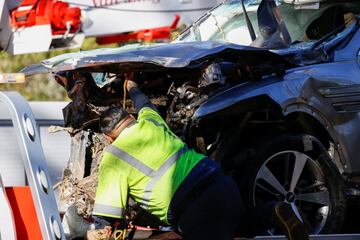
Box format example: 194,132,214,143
21,41,294,76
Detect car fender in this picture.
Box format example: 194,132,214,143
193,67,359,173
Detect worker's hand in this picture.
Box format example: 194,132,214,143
124,72,138,92
126,80,138,92
86,227,112,240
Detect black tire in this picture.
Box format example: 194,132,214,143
235,133,346,235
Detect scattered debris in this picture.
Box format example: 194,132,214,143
56,130,108,218
58,171,98,217
62,205,93,239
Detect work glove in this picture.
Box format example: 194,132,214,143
89,216,128,240
124,72,138,92
86,226,112,240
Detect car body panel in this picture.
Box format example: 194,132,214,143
193,26,360,173
17,0,360,235
21,41,294,76
19,1,360,177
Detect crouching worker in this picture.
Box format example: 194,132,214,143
88,73,244,240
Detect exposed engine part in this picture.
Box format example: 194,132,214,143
164,61,237,135
166,82,208,135
200,61,239,90
199,62,225,88
149,95,168,107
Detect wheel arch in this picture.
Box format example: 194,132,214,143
283,104,346,174
194,93,346,174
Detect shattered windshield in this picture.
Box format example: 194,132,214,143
175,0,358,49
175,0,260,45
175,0,261,45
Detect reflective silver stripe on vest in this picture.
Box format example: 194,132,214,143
144,118,165,128
142,146,188,208
93,203,124,218
145,118,178,138
107,145,153,176
107,144,188,209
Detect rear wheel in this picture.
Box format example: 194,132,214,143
237,134,346,235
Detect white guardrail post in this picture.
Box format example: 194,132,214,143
0,91,65,240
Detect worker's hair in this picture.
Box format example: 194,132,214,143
99,107,129,135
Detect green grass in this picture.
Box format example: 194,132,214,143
0,38,117,101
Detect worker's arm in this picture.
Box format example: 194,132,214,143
128,87,157,112
125,73,157,113
125,73,171,128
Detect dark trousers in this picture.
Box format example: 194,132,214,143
171,173,244,240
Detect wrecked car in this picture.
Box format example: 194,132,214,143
22,0,360,237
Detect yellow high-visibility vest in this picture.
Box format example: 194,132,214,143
93,107,205,223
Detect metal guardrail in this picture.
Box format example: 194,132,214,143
0,92,64,240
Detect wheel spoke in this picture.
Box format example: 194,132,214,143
256,182,281,198
298,181,325,192
296,190,330,206
284,152,291,187
291,203,304,223
257,166,286,195
290,152,308,192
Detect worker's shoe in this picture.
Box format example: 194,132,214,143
275,202,309,240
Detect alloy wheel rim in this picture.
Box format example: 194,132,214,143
253,150,330,235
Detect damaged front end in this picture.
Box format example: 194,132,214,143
21,0,360,237
24,41,295,237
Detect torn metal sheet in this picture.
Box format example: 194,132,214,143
21,41,293,76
